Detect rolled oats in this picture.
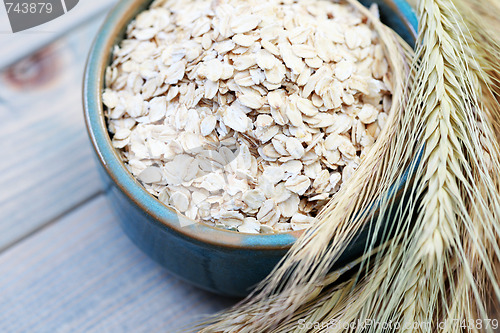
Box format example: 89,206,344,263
104,0,393,234
137,166,163,184
285,175,311,195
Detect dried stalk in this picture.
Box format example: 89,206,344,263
194,0,500,331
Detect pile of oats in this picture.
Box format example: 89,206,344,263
103,0,393,233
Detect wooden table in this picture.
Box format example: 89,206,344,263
0,3,236,332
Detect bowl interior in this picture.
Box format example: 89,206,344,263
83,0,417,250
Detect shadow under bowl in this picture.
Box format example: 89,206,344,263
83,0,417,297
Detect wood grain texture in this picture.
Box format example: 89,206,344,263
0,5,237,332
0,20,107,250
0,195,236,333
0,0,118,70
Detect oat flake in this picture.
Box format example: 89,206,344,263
104,0,393,233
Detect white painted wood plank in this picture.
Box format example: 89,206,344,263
0,195,236,332
0,19,108,250
0,0,118,70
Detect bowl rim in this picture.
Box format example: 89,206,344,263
83,0,417,251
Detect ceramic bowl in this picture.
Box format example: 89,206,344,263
83,0,417,297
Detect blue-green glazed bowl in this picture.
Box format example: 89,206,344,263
83,0,417,297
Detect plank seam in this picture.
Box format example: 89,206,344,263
0,190,105,253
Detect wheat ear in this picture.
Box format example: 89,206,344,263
362,0,500,330
265,0,500,330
